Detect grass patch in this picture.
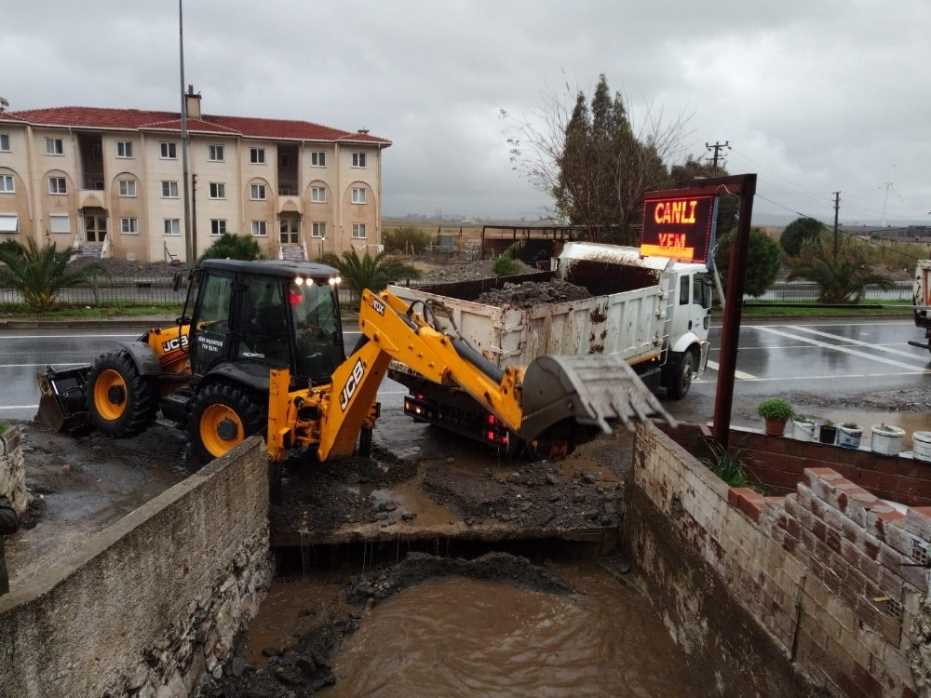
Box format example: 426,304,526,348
738,303,911,318
0,303,182,319
0,423,6,436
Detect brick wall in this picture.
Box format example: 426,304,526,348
0,425,30,514
0,437,273,698
628,423,930,697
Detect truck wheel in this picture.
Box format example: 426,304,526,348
189,383,265,464
86,351,158,437
665,351,695,400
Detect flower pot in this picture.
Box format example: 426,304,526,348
836,424,862,450
819,424,837,445
913,431,931,463
871,424,905,456
792,419,816,442
765,417,787,437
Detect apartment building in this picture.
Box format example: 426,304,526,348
0,90,390,262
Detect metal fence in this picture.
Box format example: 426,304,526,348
750,281,912,303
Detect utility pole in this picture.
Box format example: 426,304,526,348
705,140,731,173
178,0,193,264
832,191,841,259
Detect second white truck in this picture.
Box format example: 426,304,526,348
388,242,712,450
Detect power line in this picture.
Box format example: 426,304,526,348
705,140,731,173
832,191,841,259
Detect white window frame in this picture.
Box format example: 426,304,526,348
49,214,70,234
0,214,18,233
311,186,326,203
310,151,326,167
160,142,177,159
251,220,267,237
161,180,179,198
210,218,227,236
48,176,67,195
209,182,226,199
352,152,367,168
208,144,225,162
116,141,133,158
118,179,137,198
45,137,64,156
249,147,265,165
311,221,326,238
0,134,10,152
352,223,366,239
0,174,14,193
120,217,138,235
163,218,181,236
250,183,267,200
351,187,366,204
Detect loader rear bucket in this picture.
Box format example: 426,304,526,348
36,365,91,433
518,354,675,442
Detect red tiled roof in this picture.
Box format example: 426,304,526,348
0,106,391,145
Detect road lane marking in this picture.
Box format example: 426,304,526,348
788,325,930,361
755,326,928,372
0,405,38,410
695,368,931,384
705,360,759,381
0,362,86,368
0,334,137,340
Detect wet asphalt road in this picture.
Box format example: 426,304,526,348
0,319,928,424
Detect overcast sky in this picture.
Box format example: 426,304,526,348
4,0,929,225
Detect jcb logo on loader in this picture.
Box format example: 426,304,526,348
371,298,386,316
339,358,367,411
161,335,190,353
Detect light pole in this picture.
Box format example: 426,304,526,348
178,0,193,264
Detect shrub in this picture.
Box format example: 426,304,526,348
757,398,793,421
0,239,103,311
383,226,431,255
319,249,420,299
786,234,894,303
493,255,518,276
715,227,782,297
781,217,825,256
200,234,262,261
702,441,753,488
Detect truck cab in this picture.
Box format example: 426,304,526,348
911,260,931,352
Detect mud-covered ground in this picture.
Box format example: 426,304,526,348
201,552,571,697
476,279,591,308
414,257,535,284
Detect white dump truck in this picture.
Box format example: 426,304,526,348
910,260,931,353
388,242,712,449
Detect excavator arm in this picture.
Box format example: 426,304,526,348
267,288,673,462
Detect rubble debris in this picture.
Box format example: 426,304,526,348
476,279,591,308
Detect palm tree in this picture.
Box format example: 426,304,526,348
320,249,419,303
786,234,893,304
0,239,104,311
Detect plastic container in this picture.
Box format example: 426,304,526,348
836,424,863,450
819,424,837,445
871,424,905,456
793,418,816,442
913,431,931,463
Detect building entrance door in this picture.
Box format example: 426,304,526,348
85,213,107,242
279,216,300,244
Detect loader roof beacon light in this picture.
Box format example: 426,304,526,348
640,193,716,263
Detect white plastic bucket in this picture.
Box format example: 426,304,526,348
871,424,906,456
913,431,931,463
793,419,816,442
837,424,862,450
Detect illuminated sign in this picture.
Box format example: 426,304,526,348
640,193,716,263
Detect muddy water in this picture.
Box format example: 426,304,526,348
324,564,697,697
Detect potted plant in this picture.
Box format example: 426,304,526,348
836,422,863,449
819,420,837,445
758,399,793,437
871,423,905,456
792,414,817,442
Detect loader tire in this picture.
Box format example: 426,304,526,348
189,383,265,464
86,351,158,437
664,350,695,401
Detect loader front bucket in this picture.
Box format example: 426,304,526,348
518,354,675,442
36,365,92,433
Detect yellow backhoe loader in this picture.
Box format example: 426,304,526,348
37,259,672,463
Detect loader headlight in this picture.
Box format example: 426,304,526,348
329,276,341,286
294,276,305,286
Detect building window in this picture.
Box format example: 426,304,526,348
0,174,14,193
45,137,64,155
118,179,137,197
311,186,326,202
48,176,67,194
249,147,265,164
0,214,18,233
160,142,177,159
312,222,326,238
208,144,225,162
116,141,133,158
250,183,266,200
210,219,227,236
0,134,9,152
352,223,366,239
352,152,367,168
163,218,181,236
209,182,226,199
120,217,138,234
49,215,70,234
351,187,366,204
251,220,267,237
311,151,326,167
161,180,179,198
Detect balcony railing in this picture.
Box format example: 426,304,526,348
82,173,105,190
278,183,299,196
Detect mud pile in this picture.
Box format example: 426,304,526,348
477,279,591,308
417,258,534,283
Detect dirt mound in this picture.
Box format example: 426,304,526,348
416,257,534,283
71,257,183,279
477,279,591,308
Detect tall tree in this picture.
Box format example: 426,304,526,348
780,217,825,256
714,228,782,297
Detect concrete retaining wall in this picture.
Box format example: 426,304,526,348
0,436,273,698
628,423,930,697
0,425,30,513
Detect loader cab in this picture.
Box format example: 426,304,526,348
185,259,344,389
